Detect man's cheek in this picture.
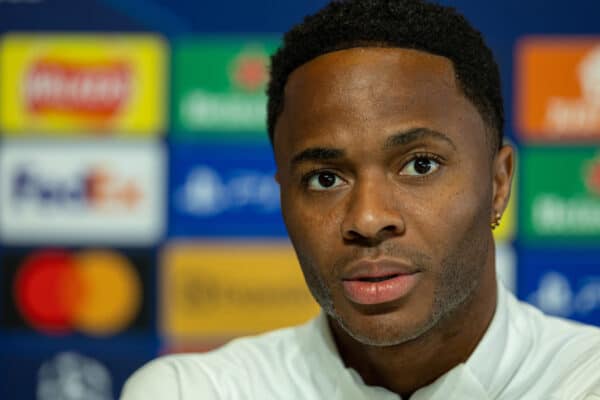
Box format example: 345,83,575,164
286,200,338,231
443,193,491,253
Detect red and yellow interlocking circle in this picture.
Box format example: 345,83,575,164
13,249,142,336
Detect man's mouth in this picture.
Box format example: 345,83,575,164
341,259,422,305
354,274,401,283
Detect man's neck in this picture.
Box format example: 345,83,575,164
328,269,498,398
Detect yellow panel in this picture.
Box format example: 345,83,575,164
161,242,320,339
0,34,167,136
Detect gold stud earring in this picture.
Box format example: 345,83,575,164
491,212,501,230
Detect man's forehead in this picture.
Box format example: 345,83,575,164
273,46,489,164
276,47,467,136
278,47,463,135
284,46,458,97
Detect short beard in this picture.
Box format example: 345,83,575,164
294,225,491,348
296,250,336,316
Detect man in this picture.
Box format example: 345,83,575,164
122,0,600,398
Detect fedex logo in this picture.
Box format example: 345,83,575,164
13,166,141,211
0,142,165,244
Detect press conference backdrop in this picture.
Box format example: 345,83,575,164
0,0,599,398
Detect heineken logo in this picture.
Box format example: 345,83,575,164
174,38,278,134
231,51,269,92
532,195,600,234
585,157,600,196
523,148,600,240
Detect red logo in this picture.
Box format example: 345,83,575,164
586,157,600,196
230,50,269,92
25,59,131,118
13,249,142,336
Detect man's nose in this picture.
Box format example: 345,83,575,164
341,175,405,244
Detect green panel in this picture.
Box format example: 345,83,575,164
521,146,600,242
172,37,279,139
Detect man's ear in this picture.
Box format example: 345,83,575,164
492,144,515,217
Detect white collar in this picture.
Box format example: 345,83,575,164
463,281,531,398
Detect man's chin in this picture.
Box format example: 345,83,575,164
328,309,439,348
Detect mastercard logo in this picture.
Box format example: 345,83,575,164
13,249,142,336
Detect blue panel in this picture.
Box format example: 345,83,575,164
0,342,157,400
169,142,287,237
0,0,146,33
517,248,600,326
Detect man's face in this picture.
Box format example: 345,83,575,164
274,47,506,346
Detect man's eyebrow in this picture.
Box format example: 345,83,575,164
291,147,345,166
383,128,457,150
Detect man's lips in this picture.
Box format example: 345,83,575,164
342,258,420,280
341,259,422,305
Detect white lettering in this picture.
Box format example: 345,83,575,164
178,166,279,216
180,90,266,130
533,194,600,234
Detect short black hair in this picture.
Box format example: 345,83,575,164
267,0,503,152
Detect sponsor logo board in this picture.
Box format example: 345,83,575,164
160,242,319,339
37,352,114,400
170,143,286,237
521,147,600,242
516,37,600,140
0,141,165,244
0,248,152,336
0,349,156,400
519,252,600,326
0,34,167,136
172,37,278,137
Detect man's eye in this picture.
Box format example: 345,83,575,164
306,171,345,190
400,156,440,176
